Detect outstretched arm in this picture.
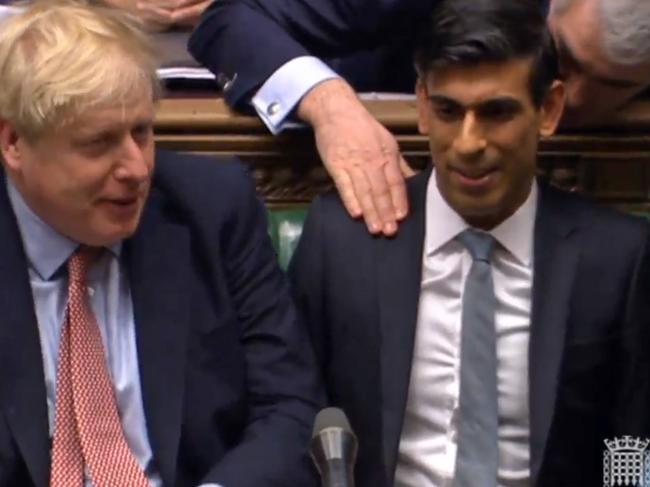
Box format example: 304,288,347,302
189,0,425,235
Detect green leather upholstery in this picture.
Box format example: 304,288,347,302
267,208,308,270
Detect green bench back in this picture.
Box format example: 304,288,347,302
267,208,308,270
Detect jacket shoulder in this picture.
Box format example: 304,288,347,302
308,169,430,238
154,149,251,197
152,149,258,215
544,184,649,237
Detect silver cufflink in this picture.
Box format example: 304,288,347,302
267,102,280,116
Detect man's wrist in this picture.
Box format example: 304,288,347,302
297,78,362,127
252,56,339,134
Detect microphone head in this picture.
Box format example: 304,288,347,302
312,407,353,439
310,407,358,487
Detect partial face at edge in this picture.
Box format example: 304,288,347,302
548,0,650,126
416,58,564,230
0,97,156,246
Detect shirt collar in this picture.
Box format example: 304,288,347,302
425,170,470,256
6,177,121,280
490,182,537,267
425,169,537,267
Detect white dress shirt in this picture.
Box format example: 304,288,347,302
394,171,537,487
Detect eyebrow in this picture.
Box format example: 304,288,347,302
72,117,154,143
556,33,642,89
427,94,524,111
76,116,154,134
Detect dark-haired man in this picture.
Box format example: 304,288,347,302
288,0,650,486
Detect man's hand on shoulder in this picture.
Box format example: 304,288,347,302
298,78,415,236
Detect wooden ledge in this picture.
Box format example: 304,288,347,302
154,97,650,134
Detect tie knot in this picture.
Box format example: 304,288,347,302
456,229,495,262
68,246,102,283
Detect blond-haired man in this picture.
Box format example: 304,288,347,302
0,2,322,486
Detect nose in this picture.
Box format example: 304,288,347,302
453,111,487,157
113,134,151,184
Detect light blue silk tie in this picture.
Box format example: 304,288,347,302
454,229,499,487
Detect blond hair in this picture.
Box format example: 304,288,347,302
0,0,161,139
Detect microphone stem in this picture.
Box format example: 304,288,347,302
322,459,355,487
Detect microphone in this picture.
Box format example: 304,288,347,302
310,407,358,487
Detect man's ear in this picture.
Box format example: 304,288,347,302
0,120,24,172
539,80,566,137
415,78,431,135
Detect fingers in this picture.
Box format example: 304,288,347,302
384,155,410,221
332,145,403,236
399,156,417,178
134,2,175,30
137,0,177,8
349,163,385,235
360,153,398,235
133,0,200,8
132,0,209,28
169,0,211,25
304,79,410,235
330,168,362,219
171,0,206,7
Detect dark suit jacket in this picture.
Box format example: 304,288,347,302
289,168,650,487
189,0,549,107
0,150,322,487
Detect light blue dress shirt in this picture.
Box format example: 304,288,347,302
7,179,222,487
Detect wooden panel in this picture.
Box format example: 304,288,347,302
154,96,650,211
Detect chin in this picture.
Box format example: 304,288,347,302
452,197,498,217
111,226,139,242
91,225,139,247
457,204,503,227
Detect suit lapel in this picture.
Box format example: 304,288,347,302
125,192,191,487
528,184,580,484
377,169,430,483
0,172,50,487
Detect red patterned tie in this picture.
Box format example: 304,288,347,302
50,247,150,487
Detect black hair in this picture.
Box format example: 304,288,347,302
414,0,557,107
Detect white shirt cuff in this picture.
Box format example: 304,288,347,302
252,56,340,134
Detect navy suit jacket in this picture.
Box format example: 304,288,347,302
189,0,549,107
289,168,650,487
0,150,322,487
